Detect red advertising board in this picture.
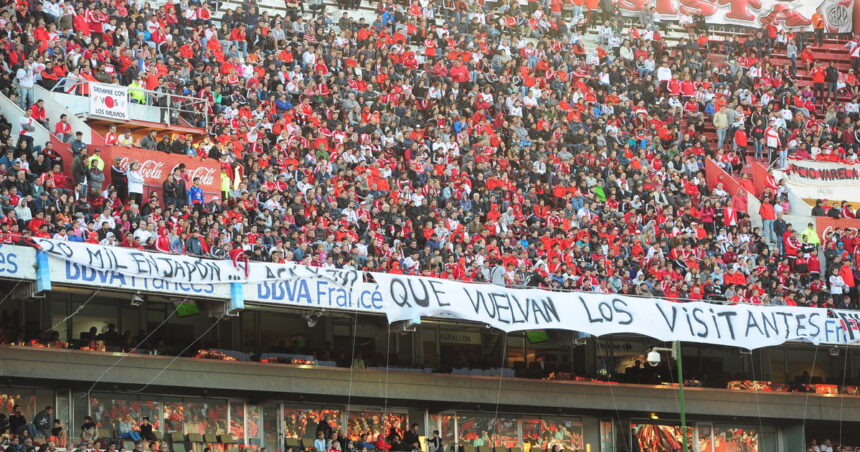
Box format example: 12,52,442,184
815,216,860,239
56,139,221,202
101,145,221,201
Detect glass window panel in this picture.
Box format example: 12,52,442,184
89,394,141,431
163,399,184,434
49,300,68,342
262,402,280,451
440,415,455,450
71,301,119,346
120,307,142,343
230,402,246,440
73,393,88,437
630,424,693,452
713,425,760,452
218,318,234,350
346,411,407,442
141,400,161,432
261,314,305,354
284,407,342,440
698,424,713,452
0,390,37,423
521,419,541,450
35,389,54,420
55,391,70,446
760,426,778,452
247,405,263,445
429,414,455,450
181,399,227,435
457,414,517,448
242,312,256,355
599,419,614,452
542,417,583,451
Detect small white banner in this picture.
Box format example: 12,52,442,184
89,83,130,120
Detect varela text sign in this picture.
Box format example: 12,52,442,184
372,273,860,349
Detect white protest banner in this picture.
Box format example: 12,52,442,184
372,272,860,349
49,255,229,298
33,238,362,287
44,248,387,312
89,83,130,121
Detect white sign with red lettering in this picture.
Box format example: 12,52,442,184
89,83,129,121
617,0,852,32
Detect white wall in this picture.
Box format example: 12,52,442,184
747,192,762,230
42,90,89,116
128,102,162,123
0,93,51,149
34,85,92,144
786,188,812,217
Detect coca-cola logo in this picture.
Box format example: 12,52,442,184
119,157,165,180
118,157,217,186
188,166,217,186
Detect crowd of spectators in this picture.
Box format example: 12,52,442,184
2,0,860,310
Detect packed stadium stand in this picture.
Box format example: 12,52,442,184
5,0,860,450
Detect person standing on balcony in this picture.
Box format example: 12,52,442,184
87,159,105,198
15,58,35,110
71,131,87,156
812,8,826,47
129,76,146,104
72,150,88,199
787,39,798,75
18,108,36,153
829,267,848,308
713,106,728,150
759,195,775,244
112,157,128,203
189,177,204,211
126,161,145,207
764,121,781,164
173,168,188,208
9,405,27,436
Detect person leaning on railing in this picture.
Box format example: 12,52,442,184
128,77,146,104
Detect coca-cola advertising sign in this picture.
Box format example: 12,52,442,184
100,146,221,200
116,157,217,187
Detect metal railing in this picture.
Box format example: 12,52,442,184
50,78,210,131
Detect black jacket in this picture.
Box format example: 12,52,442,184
826,67,839,83
9,413,26,433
